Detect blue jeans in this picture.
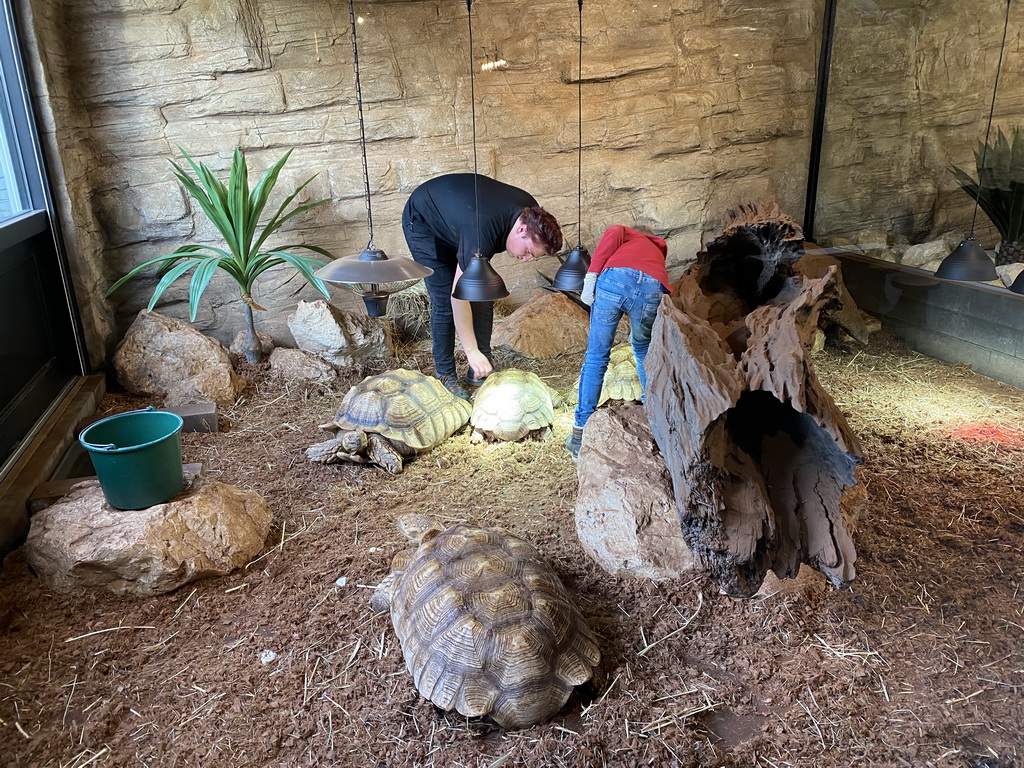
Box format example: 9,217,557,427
574,268,667,429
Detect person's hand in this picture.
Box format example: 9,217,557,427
466,349,493,380
581,273,597,306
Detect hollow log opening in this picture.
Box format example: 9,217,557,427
645,201,861,598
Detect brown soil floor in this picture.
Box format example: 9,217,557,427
1,331,1023,768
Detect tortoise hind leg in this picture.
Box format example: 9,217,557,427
367,433,405,474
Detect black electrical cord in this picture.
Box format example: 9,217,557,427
467,0,481,256
576,0,584,248
348,0,374,246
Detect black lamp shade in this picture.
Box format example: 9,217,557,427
1010,269,1024,295
552,244,591,291
935,237,997,282
452,253,509,301
314,246,433,316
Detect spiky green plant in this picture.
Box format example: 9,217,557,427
106,147,334,363
950,126,1024,265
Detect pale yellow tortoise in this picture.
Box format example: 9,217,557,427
371,514,601,729
306,369,470,474
469,369,562,443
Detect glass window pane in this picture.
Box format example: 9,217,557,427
0,67,29,222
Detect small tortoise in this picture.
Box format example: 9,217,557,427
305,369,470,474
469,369,562,443
371,514,601,730
571,343,643,406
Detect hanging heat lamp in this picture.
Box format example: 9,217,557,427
552,0,591,292
936,0,1010,283
314,0,432,316
451,0,510,302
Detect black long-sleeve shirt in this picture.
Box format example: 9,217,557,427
404,174,536,269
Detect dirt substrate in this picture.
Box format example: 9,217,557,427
1,332,1022,768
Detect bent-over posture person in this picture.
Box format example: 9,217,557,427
566,225,671,459
402,173,563,399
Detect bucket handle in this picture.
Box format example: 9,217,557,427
80,406,159,452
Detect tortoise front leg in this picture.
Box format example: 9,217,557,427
366,433,405,475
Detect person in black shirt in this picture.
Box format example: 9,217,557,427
402,174,563,398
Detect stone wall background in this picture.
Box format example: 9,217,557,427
14,0,1023,358
816,1,1024,247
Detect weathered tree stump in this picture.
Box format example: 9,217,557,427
645,202,862,597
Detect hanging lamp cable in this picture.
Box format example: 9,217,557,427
576,0,584,248
970,0,1012,235
348,0,374,247
467,0,481,256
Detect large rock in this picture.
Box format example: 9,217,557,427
268,347,338,383
24,478,272,597
574,404,693,580
492,290,590,358
113,311,246,408
287,300,392,369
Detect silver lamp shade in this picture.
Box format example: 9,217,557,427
315,246,433,316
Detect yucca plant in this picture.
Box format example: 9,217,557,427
106,147,334,363
950,126,1024,265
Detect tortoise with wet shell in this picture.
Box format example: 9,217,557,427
371,514,601,729
469,369,562,443
305,369,470,474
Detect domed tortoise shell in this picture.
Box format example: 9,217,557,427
371,515,601,730
469,369,560,442
305,368,470,473
572,343,643,406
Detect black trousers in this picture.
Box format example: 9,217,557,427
402,206,493,379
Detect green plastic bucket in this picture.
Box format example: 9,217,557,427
79,407,185,510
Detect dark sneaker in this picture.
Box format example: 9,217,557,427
439,375,470,400
565,426,584,461
466,371,488,387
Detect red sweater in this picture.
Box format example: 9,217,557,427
588,226,671,290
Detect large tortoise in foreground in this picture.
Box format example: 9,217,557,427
306,369,470,474
371,514,601,729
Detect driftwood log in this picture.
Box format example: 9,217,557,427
644,202,862,597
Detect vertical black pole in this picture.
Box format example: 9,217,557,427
803,0,839,242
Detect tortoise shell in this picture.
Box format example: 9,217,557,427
377,520,601,729
572,344,643,406
469,369,557,442
329,368,471,454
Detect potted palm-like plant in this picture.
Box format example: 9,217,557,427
106,146,334,363
950,126,1024,266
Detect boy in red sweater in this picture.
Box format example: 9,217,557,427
567,225,671,459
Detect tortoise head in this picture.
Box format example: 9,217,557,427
340,430,368,453
396,513,444,544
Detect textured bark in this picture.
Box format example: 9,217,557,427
645,203,862,597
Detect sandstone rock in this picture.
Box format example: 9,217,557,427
901,239,950,269
492,290,590,358
574,404,693,581
996,263,1024,288
113,311,246,408
24,478,272,597
287,300,392,369
269,347,338,383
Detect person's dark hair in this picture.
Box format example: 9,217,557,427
520,206,563,255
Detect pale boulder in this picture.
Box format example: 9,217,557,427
287,300,392,369
574,403,693,580
24,479,272,597
113,311,246,408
